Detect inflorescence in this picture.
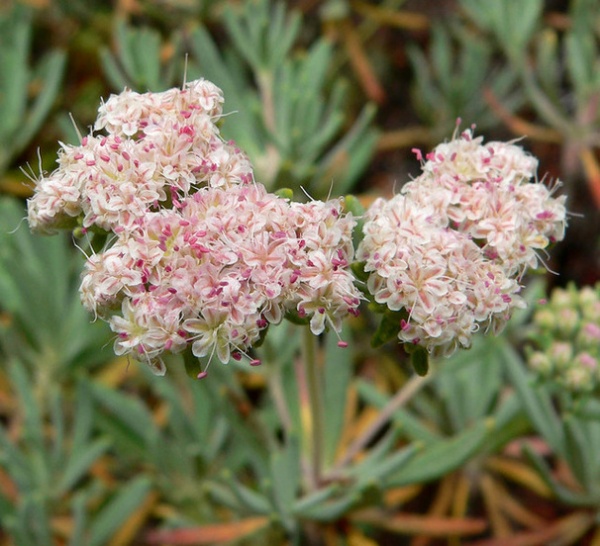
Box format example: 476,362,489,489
357,128,567,357
27,81,568,374
27,79,361,376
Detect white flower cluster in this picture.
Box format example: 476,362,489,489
27,80,361,376
357,129,568,357
28,80,251,234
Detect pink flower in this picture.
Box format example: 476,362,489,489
75,173,360,373
360,128,565,356
27,79,253,237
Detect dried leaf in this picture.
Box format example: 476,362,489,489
145,517,269,545
469,511,593,546
352,509,487,536
108,491,159,546
485,456,552,498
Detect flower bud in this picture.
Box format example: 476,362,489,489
528,350,553,376
582,300,600,323
577,322,600,350
548,341,573,370
574,351,599,371
556,307,580,337
533,308,556,331
563,367,593,393
579,285,599,308
550,287,572,309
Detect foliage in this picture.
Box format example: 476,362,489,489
0,3,65,177
407,21,522,138
0,1,599,545
99,20,184,92
185,0,379,197
0,198,113,378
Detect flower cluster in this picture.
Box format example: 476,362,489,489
27,79,252,234
527,283,600,395
357,128,567,357
27,80,361,375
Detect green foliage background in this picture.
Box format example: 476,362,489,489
0,1,599,545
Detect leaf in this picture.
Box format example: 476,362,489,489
291,484,339,515
323,326,354,466
501,343,565,454
562,416,600,495
351,261,369,283
223,0,301,71
534,29,561,102
57,439,111,496
132,27,162,89
270,435,301,513
459,0,542,62
352,509,487,537
88,477,153,546
0,4,65,172
523,444,599,507
7,360,44,449
99,47,129,91
16,49,66,154
312,103,378,195
0,4,30,141
389,420,490,486
0,426,31,490
68,491,90,546
203,480,244,512
371,311,401,348
20,494,53,545
410,347,429,376
434,335,504,431
228,478,273,515
481,393,531,454
356,379,440,444
275,188,294,200
291,490,360,521
353,444,420,487
0,198,112,372
89,381,159,454
188,25,262,159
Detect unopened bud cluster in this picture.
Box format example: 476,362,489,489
527,284,600,395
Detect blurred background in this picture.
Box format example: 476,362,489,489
0,1,599,545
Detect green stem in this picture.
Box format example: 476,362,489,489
302,326,324,490
262,337,293,436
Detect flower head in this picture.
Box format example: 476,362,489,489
404,129,567,275
79,183,361,373
358,193,524,356
28,79,360,376
28,79,253,236
358,129,565,357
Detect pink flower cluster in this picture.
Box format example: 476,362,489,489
357,129,567,357
27,80,361,375
27,79,252,234
81,185,360,375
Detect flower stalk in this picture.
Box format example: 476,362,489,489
328,370,432,479
302,325,325,491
